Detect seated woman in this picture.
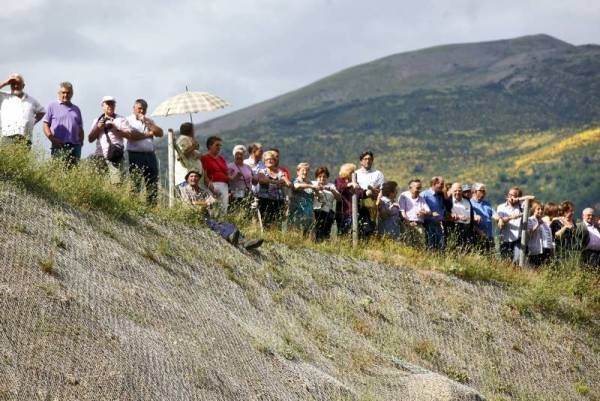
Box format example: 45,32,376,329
377,181,401,239
256,150,291,228
312,166,341,241
179,170,262,250
334,163,365,236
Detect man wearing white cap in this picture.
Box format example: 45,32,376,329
0,73,45,146
89,96,132,184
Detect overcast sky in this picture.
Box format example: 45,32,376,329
1,0,599,154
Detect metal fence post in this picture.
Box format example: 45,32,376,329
518,198,531,267
167,129,175,208
352,173,358,248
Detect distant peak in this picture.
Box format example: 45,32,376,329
508,33,573,48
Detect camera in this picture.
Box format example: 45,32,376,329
100,116,114,130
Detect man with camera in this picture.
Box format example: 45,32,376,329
89,96,132,184
42,82,84,164
125,99,163,205
0,73,45,147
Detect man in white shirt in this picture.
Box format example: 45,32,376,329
356,151,384,193
398,178,431,245
448,182,474,248
88,96,132,184
243,142,264,195
355,151,384,237
125,99,163,205
579,208,600,269
0,73,45,146
495,187,525,263
243,143,264,173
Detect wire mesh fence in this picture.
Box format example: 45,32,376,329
0,179,598,401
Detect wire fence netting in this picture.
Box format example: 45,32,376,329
0,180,597,401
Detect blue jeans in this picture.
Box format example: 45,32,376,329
51,143,81,166
206,218,237,239
128,151,159,205
424,221,445,250
336,214,353,236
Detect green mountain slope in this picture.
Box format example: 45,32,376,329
157,34,600,208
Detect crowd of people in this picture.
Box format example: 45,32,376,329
173,122,600,269
0,74,163,204
1,73,599,266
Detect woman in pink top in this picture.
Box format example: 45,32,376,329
227,144,257,214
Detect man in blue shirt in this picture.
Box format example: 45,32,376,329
470,182,495,253
422,176,446,250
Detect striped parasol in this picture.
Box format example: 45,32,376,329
151,91,228,120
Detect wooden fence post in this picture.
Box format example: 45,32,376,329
167,129,175,208
352,173,358,248
518,197,531,267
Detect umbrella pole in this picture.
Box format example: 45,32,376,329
167,129,176,208
185,85,194,124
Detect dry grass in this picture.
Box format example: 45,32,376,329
38,256,55,275
1,142,599,400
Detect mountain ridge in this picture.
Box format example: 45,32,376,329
156,33,600,209
198,34,580,134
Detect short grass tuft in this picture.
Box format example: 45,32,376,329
39,256,55,275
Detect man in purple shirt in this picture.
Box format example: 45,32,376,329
42,82,84,165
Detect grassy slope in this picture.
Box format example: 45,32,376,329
1,144,600,401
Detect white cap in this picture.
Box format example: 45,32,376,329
232,144,246,156
101,95,116,104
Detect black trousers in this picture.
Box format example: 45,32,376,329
314,210,335,241
500,239,521,262
258,198,285,228
128,151,159,205
447,222,473,249
582,249,600,269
